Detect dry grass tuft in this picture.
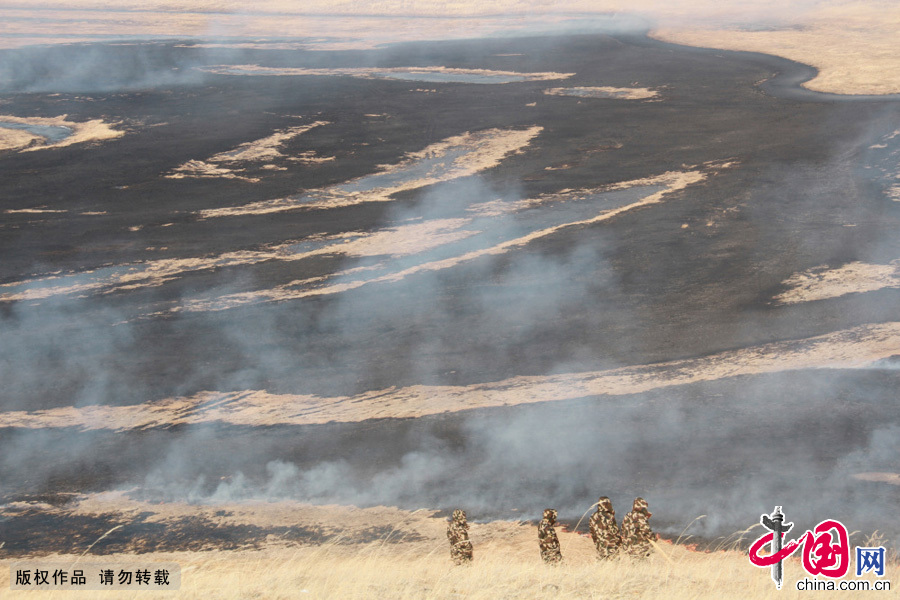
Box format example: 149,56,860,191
1,532,895,599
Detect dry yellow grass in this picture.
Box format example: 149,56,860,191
0,115,124,152
653,9,900,95
1,494,895,598
1,534,895,599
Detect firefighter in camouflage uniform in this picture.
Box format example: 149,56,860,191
589,496,622,559
538,508,562,564
447,509,473,565
621,497,655,558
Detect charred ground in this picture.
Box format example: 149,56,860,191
1,32,899,555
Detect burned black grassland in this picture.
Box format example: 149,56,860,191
2,32,899,555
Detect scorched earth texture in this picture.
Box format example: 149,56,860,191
1,32,899,554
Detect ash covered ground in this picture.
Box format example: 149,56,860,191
1,31,900,555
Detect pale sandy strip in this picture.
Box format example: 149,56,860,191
0,250,284,302
0,219,474,302
208,121,328,162
290,151,335,164
775,260,900,304
197,127,542,218
167,121,329,180
167,159,258,181
0,115,123,152
543,86,659,100
0,127,40,151
0,165,717,306
177,170,703,312
0,168,682,303
3,321,898,431
200,65,574,82
2,163,691,303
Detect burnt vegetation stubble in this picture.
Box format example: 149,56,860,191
1,32,900,554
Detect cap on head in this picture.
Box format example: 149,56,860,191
632,497,651,517
598,496,614,512
543,508,557,522
452,509,467,522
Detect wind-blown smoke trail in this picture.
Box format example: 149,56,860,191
3,321,898,431
173,170,705,313
0,169,707,311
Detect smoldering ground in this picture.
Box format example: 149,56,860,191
129,357,900,539
0,15,645,96
0,42,211,93
4,366,899,550
2,29,900,554
3,213,899,547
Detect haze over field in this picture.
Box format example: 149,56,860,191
4,1,900,93
1,4,899,595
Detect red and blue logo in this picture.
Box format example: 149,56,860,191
749,506,889,590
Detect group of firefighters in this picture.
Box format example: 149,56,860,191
447,497,655,565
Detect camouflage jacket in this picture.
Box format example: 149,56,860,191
589,510,622,547
538,518,560,548
621,510,653,555
447,520,469,546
